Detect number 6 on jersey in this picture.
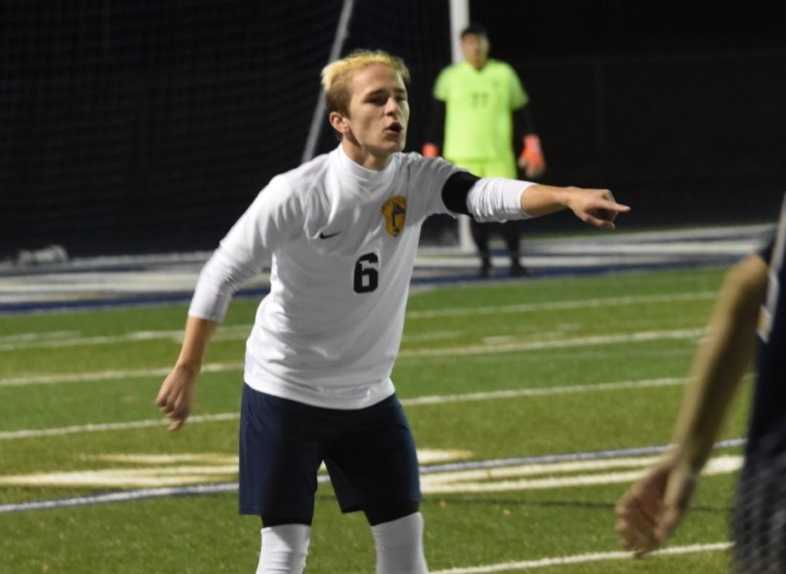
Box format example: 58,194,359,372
354,252,380,293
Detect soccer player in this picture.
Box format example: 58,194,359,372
156,50,629,574
615,195,786,572
423,24,547,277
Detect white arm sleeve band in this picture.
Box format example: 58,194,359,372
188,249,261,323
187,177,292,323
466,178,536,222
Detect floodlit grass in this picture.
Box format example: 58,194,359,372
0,265,752,573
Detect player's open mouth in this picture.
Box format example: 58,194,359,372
385,123,403,134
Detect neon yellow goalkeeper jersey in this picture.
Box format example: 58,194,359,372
434,59,528,161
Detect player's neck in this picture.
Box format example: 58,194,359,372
340,139,392,171
467,58,488,71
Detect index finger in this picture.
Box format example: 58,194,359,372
595,198,631,213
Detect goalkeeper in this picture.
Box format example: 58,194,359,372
424,23,546,277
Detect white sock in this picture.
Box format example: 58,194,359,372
371,512,429,574
255,524,310,574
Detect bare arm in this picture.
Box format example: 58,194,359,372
521,185,630,229
615,253,768,555
670,254,768,469
155,316,217,431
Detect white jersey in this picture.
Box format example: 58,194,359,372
189,145,532,409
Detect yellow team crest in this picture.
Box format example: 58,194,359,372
381,196,407,237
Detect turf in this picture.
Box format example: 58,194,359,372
0,265,752,573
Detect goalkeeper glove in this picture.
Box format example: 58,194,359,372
518,134,546,178
422,142,440,158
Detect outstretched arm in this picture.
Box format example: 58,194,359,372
615,253,768,556
440,172,630,230
520,185,629,229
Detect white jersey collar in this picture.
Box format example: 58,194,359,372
334,145,398,203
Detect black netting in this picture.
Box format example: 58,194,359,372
1,0,454,258
6,2,786,259
1,0,345,257
732,452,786,573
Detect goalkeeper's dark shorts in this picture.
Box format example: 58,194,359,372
731,450,786,573
238,384,421,525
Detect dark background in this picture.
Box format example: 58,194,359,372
3,0,786,257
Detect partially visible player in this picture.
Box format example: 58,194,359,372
156,49,629,574
424,24,547,277
615,195,786,572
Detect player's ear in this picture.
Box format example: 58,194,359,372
329,111,350,138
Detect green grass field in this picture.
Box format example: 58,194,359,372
0,266,751,573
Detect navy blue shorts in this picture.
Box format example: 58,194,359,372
238,384,421,524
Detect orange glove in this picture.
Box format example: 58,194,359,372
518,134,546,178
422,142,440,158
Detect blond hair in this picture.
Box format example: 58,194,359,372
321,50,410,116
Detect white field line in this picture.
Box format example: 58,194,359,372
0,413,238,440
406,291,716,320
0,325,453,352
0,466,240,488
0,330,79,343
0,483,240,513
0,330,185,351
421,438,745,475
0,377,688,441
0,455,667,490
0,327,703,388
423,455,665,481
0,291,715,352
0,325,251,352
0,449,470,489
532,240,755,255
421,455,742,494
401,377,685,406
0,454,742,492
403,330,464,342
430,542,733,574
0,362,242,387
398,328,704,359
0,442,746,514
417,254,729,269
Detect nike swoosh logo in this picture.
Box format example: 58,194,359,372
318,231,342,240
